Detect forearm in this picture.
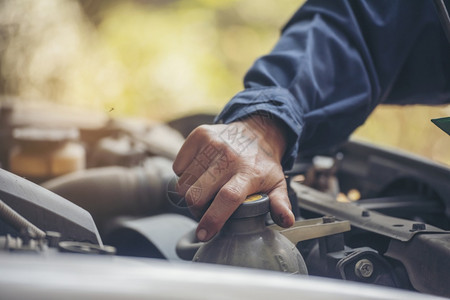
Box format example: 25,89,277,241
217,0,448,162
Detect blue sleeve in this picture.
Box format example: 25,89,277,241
215,0,450,170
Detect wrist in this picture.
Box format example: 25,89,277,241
240,114,287,163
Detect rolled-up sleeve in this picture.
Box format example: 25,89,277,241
216,0,450,170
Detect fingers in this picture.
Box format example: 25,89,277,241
175,140,234,214
196,173,252,241
172,122,294,243
268,183,295,228
175,158,208,197
183,166,232,219
180,145,237,219
194,177,294,241
173,125,209,176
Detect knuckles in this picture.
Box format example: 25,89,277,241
190,124,214,142
173,121,291,237
216,184,244,208
185,185,204,210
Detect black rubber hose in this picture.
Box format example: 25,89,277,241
42,157,175,230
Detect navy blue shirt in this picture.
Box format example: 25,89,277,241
215,0,450,170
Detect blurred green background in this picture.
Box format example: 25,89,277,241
0,0,448,164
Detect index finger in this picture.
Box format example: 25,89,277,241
173,125,210,176
195,173,252,241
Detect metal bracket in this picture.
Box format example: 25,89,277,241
291,182,448,242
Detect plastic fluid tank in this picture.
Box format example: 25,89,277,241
193,194,308,275
9,127,85,182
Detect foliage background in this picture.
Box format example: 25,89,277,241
0,0,448,164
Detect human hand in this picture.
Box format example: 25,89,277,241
173,115,294,241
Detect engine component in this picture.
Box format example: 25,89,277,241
292,181,450,298
386,233,450,297
0,168,102,245
303,154,342,198
104,214,197,260
0,103,13,170
42,157,176,230
9,127,85,183
89,134,147,168
268,216,350,245
58,241,116,255
335,248,400,287
0,234,47,253
0,199,46,239
292,182,445,242
177,216,350,262
193,194,308,275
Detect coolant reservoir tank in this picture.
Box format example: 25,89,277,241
193,194,308,275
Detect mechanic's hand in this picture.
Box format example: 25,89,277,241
173,116,294,242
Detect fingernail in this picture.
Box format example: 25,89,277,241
286,210,295,226
279,210,294,227
197,228,208,241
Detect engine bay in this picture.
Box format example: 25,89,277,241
0,101,449,299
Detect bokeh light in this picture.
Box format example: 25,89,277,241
0,0,448,165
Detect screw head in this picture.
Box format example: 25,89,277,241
322,216,336,223
355,259,374,278
361,210,370,217
411,223,426,231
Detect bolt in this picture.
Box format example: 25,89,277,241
322,216,336,223
411,223,426,232
361,210,370,217
45,231,61,248
355,259,374,278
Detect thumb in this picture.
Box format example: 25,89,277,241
268,184,295,228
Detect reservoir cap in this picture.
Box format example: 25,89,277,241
230,193,269,219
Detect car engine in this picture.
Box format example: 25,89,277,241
0,101,449,299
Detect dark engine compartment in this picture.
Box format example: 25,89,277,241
0,102,449,298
